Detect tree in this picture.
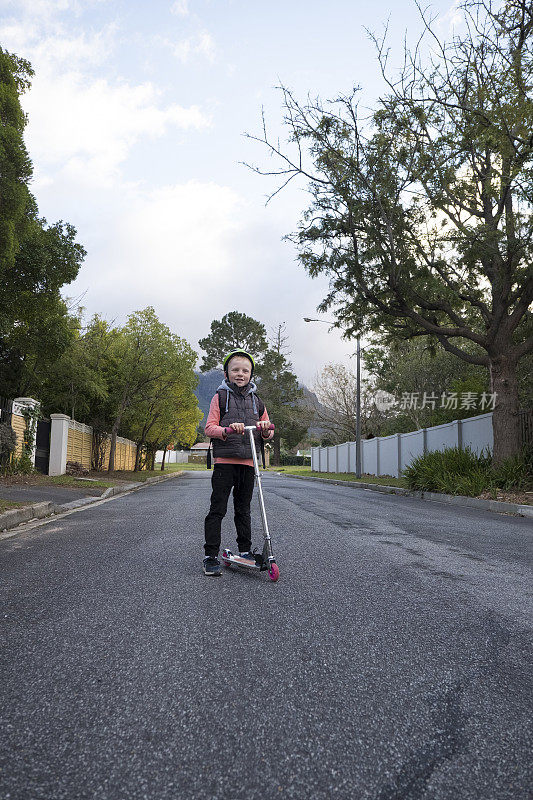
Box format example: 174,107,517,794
0,48,33,277
0,47,86,397
144,386,200,471
41,314,115,422
0,218,86,396
248,0,533,462
312,363,380,443
107,308,199,472
257,324,308,464
363,339,489,432
123,360,200,471
198,311,268,371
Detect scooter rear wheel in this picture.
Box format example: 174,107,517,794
268,563,280,582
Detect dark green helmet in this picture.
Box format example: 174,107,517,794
223,349,255,376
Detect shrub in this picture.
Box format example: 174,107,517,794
0,423,18,471
279,454,310,466
403,445,533,496
491,445,533,491
13,452,34,474
403,447,490,492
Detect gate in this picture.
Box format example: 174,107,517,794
0,396,13,424
35,418,51,474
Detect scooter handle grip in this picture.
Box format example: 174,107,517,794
223,424,275,434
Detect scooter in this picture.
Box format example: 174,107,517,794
221,423,280,582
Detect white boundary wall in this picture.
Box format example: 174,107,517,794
155,450,189,464
311,412,493,478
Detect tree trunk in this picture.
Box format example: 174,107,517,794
134,439,145,472
107,420,121,472
272,436,281,466
161,447,167,471
490,353,521,464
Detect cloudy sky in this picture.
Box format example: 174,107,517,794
1,0,456,386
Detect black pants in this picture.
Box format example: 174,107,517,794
204,464,255,557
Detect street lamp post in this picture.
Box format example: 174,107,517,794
303,318,362,479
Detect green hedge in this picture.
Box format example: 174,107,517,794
279,454,311,466
403,446,533,496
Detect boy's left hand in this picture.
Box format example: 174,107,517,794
258,420,272,437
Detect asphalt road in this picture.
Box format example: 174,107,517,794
1,472,532,800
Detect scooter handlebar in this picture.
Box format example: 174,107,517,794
223,423,275,435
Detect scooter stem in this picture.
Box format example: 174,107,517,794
246,426,272,548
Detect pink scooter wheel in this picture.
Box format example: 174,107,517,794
268,563,280,582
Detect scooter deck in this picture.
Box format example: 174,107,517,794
222,549,263,570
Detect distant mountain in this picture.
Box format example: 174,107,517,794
194,369,328,437
195,369,224,426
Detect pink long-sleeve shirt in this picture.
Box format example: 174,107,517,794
205,393,273,466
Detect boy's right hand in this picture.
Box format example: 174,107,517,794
229,422,245,435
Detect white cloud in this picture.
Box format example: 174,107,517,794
436,1,466,32
0,0,73,17
170,0,189,16
63,179,248,333
0,8,117,69
31,25,117,68
23,72,210,185
0,0,356,382
169,30,216,63
0,8,211,187
56,175,355,382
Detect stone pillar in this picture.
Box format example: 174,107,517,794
49,414,70,476
13,397,40,467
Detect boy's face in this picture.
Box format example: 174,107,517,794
226,356,252,387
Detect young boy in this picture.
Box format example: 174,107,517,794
203,349,273,576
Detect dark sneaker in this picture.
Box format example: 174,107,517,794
203,556,222,576
238,551,256,563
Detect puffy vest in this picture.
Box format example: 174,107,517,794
212,386,263,460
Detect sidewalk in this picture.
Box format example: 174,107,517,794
0,471,184,534
0,483,109,505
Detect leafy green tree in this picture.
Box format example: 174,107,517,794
198,311,268,371
40,314,113,421
145,387,201,471
363,340,489,432
248,0,533,462
0,46,86,398
257,324,308,465
0,218,86,396
0,48,33,276
123,361,201,471
107,307,199,472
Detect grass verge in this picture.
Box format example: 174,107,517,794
270,467,408,489
0,499,29,514
154,462,207,471
1,473,115,489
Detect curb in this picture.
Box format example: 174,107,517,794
280,473,533,519
0,501,56,531
0,471,186,534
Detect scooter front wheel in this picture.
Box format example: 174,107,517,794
268,563,280,582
